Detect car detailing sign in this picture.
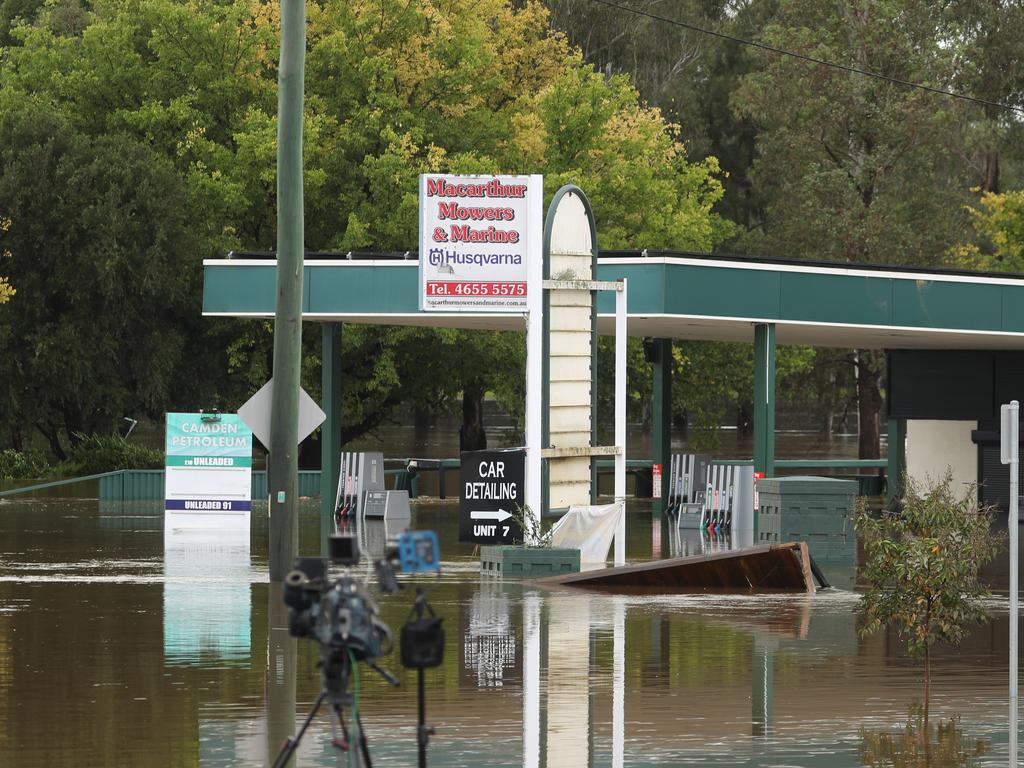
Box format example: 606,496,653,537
459,449,525,544
419,174,535,312
165,413,253,532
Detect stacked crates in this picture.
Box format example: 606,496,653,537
756,476,857,564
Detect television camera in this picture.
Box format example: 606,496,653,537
271,530,444,768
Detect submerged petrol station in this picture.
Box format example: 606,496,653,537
203,232,1024,517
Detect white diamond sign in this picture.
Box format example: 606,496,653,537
237,378,326,448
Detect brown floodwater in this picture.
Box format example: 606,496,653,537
0,495,1016,767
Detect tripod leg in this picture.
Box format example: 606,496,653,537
417,667,435,768
357,712,374,768
272,690,327,768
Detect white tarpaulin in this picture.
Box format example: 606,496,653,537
550,503,624,564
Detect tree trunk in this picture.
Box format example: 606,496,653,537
856,351,884,460
736,401,753,435
459,380,487,452
36,423,67,462
983,149,1000,194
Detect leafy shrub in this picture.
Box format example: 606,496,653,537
856,471,1003,721
0,448,50,480
65,434,164,475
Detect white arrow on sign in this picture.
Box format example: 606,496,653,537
470,508,512,523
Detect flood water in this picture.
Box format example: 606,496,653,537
0,495,1018,767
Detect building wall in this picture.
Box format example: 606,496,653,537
905,420,977,494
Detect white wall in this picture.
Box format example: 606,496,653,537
547,197,595,510
905,419,977,495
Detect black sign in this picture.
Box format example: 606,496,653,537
459,449,525,544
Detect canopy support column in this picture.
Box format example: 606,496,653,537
754,323,776,478
320,322,342,556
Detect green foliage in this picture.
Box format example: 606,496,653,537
670,341,814,450
0,448,50,479
64,434,163,475
856,472,1002,679
955,190,1024,272
734,0,974,267
0,212,11,304
0,101,201,458
0,0,730,450
511,505,553,548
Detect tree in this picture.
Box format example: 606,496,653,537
733,0,978,458
0,0,729,451
0,103,200,458
0,212,12,304
954,189,1024,272
942,0,1024,194
859,704,990,767
856,472,1002,724
547,0,772,233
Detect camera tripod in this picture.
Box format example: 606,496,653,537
271,646,399,768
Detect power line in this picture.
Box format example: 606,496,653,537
585,0,1024,116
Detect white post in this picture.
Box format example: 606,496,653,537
1003,399,1019,768
524,175,544,538
523,592,542,768
614,279,627,566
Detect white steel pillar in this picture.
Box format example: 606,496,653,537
524,176,544,536
614,280,628,565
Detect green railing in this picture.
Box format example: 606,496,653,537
0,470,125,498
0,456,889,502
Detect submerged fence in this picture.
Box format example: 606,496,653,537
0,457,887,501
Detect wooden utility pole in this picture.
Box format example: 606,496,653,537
268,0,305,582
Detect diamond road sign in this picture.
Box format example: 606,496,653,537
237,378,326,448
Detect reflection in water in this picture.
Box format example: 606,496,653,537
751,636,776,737
858,705,991,767
3,500,1023,767
264,583,296,767
463,582,516,687
523,592,541,768
546,594,592,768
163,532,251,665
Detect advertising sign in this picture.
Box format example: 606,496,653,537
165,413,252,532
459,448,525,544
419,174,537,312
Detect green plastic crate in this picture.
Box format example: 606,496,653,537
757,476,857,563
480,546,581,578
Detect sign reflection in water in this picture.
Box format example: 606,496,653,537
462,582,517,687
163,531,252,666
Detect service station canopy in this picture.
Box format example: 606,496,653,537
203,250,1024,351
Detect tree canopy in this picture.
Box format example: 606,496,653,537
4,0,1024,457
0,0,729,454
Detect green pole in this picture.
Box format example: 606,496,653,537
268,0,306,582
651,338,673,516
753,323,776,478
320,322,342,556
886,417,905,502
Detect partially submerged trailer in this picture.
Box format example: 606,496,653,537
536,542,822,594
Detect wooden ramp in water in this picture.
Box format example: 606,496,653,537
536,542,818,594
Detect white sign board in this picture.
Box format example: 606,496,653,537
165,413,252,533
418,174,537,311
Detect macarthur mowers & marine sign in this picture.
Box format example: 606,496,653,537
418,174,537,312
